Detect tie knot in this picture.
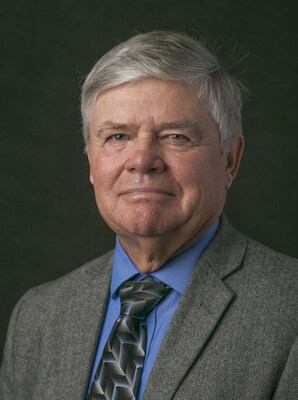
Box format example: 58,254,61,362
119,276,171,319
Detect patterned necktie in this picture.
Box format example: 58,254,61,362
88,276,171,400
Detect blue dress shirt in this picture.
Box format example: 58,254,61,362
87,219,219,399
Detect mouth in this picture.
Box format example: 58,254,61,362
120,187,174,197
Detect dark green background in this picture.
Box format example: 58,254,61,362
0,0,297,359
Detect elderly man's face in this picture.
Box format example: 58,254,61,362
88,78,240,244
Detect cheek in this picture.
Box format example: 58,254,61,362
90,154,122,191
169,155,208,188
171,156,226,202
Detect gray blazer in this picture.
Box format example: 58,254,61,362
0,216,297,399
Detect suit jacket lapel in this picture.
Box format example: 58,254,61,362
143,216,247,400
54,251,114,399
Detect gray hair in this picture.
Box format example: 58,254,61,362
81,31,245,155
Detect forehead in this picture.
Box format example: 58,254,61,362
92,78,211,125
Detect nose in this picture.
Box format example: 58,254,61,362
124,138,165,174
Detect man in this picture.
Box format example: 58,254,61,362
0,31,297,400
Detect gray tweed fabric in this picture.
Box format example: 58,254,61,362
0,215,297,399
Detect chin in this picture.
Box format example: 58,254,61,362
115,216,181,238
121,221,170,238
103,203,186,238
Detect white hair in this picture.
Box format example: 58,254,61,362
81,31,245,155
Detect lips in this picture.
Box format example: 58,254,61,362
120,187,174,196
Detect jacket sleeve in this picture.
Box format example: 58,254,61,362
0,297,24,399
273,335,298,399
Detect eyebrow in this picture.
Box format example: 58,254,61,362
159,120,199,132
95,119,201,136
96,121,129,134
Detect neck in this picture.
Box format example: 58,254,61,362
118,220,215,274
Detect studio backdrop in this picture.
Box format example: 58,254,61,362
0,0,297,360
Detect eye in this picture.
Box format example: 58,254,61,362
168,134,187,140
109,133,128,141
160,132,193,149
164,133,190,143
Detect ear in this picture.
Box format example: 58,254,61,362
225,135,244,190
87,154,94,185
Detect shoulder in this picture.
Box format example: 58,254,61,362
12,249,115,325
0,250,115,395
222,226,298,316
218,214,297,273
244,236,298,284
24,249,114,299
210,215,298,301
241,238,298,311
245,235,297,268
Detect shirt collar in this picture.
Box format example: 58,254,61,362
111,218,219,298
